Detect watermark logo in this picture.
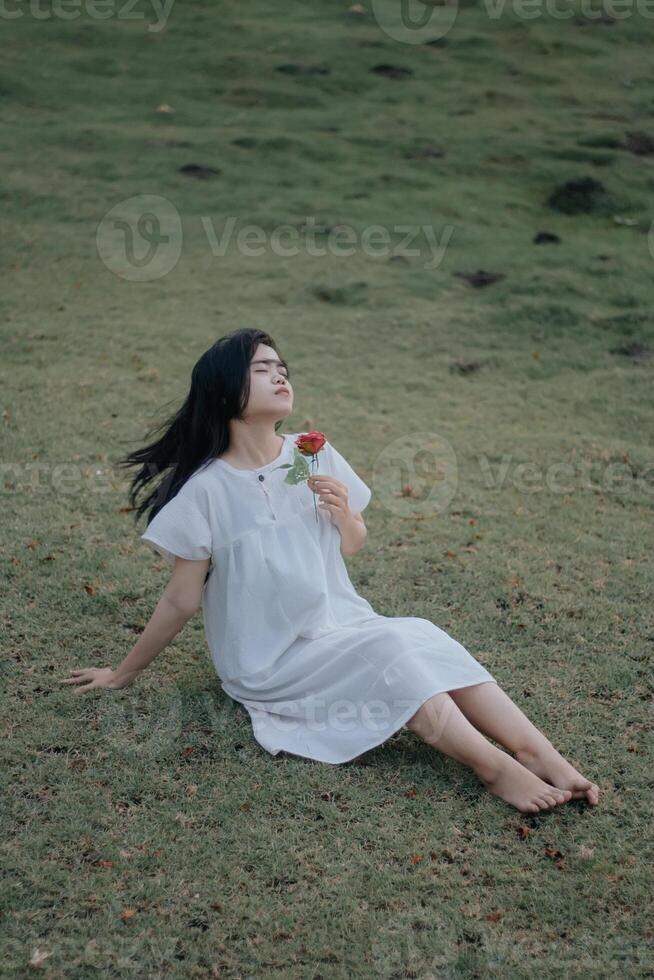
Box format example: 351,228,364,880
96,685,183,757
201,215,454,270
371,431,460,519
369,0,654,42
2,447,651,501
0,0,175,32
481,0,654,20
370,0,460,43
475,449,645,495
96,201,455,276
96,194,182,281
89,685,453,749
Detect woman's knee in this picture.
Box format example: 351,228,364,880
406,692,452,745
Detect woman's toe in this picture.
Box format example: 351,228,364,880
587,784,600,804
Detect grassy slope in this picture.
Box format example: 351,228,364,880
2,0,653,976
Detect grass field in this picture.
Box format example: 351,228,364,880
2,0,653,976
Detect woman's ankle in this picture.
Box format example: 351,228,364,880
515,736,554,764
471,744,506,784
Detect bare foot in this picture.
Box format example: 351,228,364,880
516,742,599,806
476,752,573,814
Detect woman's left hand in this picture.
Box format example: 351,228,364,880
58,667,133,695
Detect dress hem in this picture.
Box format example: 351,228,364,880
233,675,498,766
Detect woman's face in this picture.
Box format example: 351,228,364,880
246,343,293,420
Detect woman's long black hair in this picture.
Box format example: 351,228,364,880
116,327,287,528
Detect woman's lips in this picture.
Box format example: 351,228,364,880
275,389,291,397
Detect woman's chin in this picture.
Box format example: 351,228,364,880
274,399,292,417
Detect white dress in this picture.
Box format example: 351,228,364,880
141,432,496,764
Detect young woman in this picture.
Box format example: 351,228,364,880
60,328,599,814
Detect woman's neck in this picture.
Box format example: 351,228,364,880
219,429,285,469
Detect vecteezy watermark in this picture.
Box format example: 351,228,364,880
89,685,451,755
96,686,184,757
96,194,183,281
95,195,455,280
220,692,446,738
0,461,126,495
200,215,455,271
367,434,654,518
2,451,652,499
475,451,650,495
370,0,460,44
369,0,654,45
370,432,460,519
480,0,654,20
0,0,175,32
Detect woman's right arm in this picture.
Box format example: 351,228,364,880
59,556,211,695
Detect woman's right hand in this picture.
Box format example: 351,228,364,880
58,667,136,695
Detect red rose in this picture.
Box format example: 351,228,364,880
295,431,326,456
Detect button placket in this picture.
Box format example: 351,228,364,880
257,473,277,520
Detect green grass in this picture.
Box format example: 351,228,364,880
2,0,653,975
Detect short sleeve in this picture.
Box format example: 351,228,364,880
141,491,213,567
325,440,372,514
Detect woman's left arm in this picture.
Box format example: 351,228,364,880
335,511,368,556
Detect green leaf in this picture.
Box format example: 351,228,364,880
273,448,311,485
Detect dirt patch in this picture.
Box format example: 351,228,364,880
449,359,484,375
275,63,331,76
146,138,192,148
453,269,505,288
404,144,445,160
623,131,654,156
608,342,653,362
547,176,607,214
178,163,221,178
371,64,414,79
533,231,561,244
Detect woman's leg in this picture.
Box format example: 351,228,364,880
405,692,573,814
447,681,599,805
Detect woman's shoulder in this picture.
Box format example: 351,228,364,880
173,460,222,509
